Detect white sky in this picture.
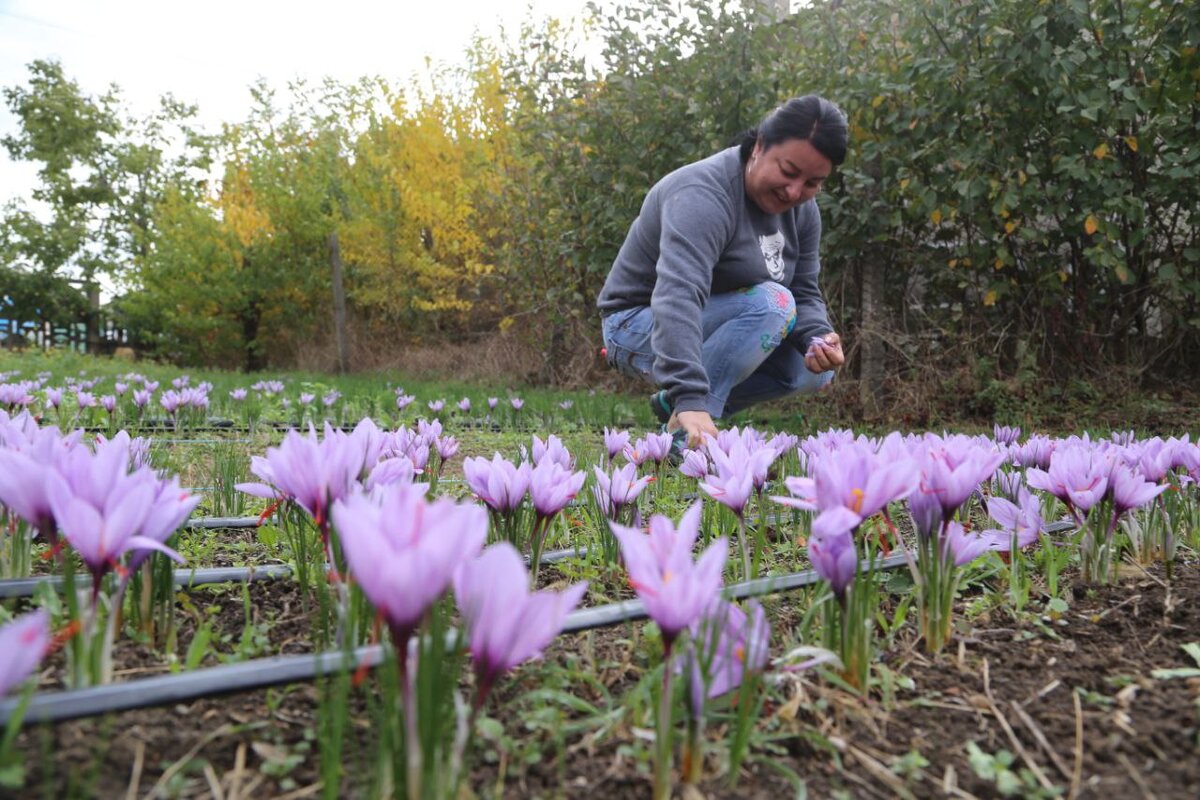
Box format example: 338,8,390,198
0,0,602,206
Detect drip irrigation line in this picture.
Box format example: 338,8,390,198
0,546,588,600
0,554,910,727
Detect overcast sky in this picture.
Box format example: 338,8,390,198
0,0,601,206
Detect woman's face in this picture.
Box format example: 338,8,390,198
744,138,833,215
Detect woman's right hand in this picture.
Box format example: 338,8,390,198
672,410,718,448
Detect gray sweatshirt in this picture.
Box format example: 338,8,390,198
596,146,833,414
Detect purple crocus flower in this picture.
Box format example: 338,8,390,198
298,393,315,407
623,438,650,467
454,542,587,703
591,462,652,519
0,425,77,542
0,609,51,697
978,487,1045,551
510,398,524,411
808,526,858,599
532,434,573,469
132,389,151,409
1108,463,1167,515
942,521,993,566
641,431,674,465
322,390,341,407
366,455,420,490
679,449,709,480
707,435,777,492
919,437,1004,519
603,427,630,462
610,503,727,645
49,453,184,592
1009,435,1055,469
100,395,117,413
75,390,96,409
1026,444,1110,515
462,454,531,513
993,425,1022,447
331,483,487,642
113,382,128,396
44,387,63,409
171,375,190,389
396,394,415,411
699,465,755,518
435,435,460,462
686,599,770,717
229,388,248,401
529,460,585,520
428,399,445,413
774,442,918,534
487,397,499,410
159,390,184,416
236,427,367,534
457,398,471,413
126,474,203,573
144,380,161,393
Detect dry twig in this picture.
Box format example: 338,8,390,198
124,740,145,800
1010,701,1072,782
981,659,1056,792
1070,689,1084,800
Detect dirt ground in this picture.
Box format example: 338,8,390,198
9,562,1200,799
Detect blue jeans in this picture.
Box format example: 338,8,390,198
601,281,834,418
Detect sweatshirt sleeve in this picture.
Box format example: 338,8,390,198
785,200,834,348
650,185,735,413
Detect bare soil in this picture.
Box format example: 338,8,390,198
9,563,1200,799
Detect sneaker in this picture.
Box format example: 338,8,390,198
648,390,672,425
666,426,688,466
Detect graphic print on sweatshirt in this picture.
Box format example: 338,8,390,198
758,231,785,281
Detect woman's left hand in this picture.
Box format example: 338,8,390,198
804,332,845,373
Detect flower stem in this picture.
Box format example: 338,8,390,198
654,639,675,800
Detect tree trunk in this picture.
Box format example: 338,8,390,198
858,254,887,417
329,230,350,374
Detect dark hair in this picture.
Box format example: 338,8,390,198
733,95,849,166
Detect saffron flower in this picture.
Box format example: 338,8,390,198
462,454,531,514
941,521,993,566
457,397,471,413
332,483,487,642
1026,444,1110,516
0,609,51,697
396,394,415,411
510,398,524,411
229,388,248,401
679,449,709,480
531,434,573,469
428,399,445,413
979,487,1045,551
1108,462,1167,515
686,599,770,717
603,427,630,463
236,426,370,536
366,455,420,490
454,542,587,703
591,462,652,520
610,502,727,645
808,526,858,599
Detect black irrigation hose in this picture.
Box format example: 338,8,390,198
0,546,589,600
0,554,911,727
